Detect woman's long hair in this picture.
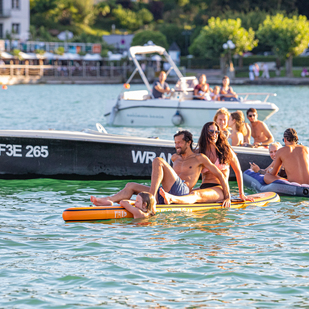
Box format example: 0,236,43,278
198,122,233,165
230,110,245,134
138,192,156,215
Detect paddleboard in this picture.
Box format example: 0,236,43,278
62,192,280,222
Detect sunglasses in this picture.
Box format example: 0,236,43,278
248,114,256,118
209,129,220,135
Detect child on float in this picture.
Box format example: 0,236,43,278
120,192,156,219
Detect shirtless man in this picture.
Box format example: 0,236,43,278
247,108,274,147
90,130,230,207
264,128,309,185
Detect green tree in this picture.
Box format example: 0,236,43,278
189,17,257,57
131,30,168,49
257,14,309,76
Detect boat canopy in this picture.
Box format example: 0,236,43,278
129,46,166,58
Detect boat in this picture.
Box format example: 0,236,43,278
243,169,309,197
62,192,280,222
0,126,271,180
104,45,279,127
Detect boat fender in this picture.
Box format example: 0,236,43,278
172,110,184,126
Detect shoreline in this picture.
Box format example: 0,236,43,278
1,75,309,86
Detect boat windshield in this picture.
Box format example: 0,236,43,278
175,77,198,92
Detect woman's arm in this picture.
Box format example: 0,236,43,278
230,151,254,201
120,200,146,219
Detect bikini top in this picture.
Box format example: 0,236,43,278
201,158,229,174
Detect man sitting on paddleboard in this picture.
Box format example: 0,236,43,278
264,128,309,185
90,130,231,208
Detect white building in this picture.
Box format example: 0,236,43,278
0,0,30,41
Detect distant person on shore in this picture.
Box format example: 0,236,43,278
214,107,230,138
228,111,245,146
301,67,308,77
264,128,309,185
220,76,238,101
194,74,212,100
247,108,274,147
249,64,255,80
261,63,270,79
90,130,230,207
254,63,259,80
120,192,156,219
250,142,286,178
152,71,170,99
211,86,221,101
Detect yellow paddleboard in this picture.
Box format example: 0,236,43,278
62,192,280,222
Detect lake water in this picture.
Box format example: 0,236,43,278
1,84,309,308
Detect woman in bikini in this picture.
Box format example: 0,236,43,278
220,76,238,101
214,107,230,138
160,122,253,206
228,111,245,146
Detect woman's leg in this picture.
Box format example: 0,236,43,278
160,186,224,204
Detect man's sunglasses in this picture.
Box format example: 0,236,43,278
248,114,256,118
209,129,220,135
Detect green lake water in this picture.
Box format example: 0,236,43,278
1,84,309,308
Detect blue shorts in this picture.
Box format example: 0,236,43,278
157,176,190,204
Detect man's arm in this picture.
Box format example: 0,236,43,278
198,154,231,207
154,82,170,94
269,152,283,176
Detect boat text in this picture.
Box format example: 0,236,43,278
0,144,49,158
132,150,172,165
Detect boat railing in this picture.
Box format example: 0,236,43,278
237,93,277,102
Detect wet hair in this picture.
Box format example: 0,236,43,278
246,107,257,116
284,128,298,143
138,192,156,215
230,110,245,134
198,122,233,165
214,107,230,123
174,130,193,150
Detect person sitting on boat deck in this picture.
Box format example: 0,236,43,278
193,74,213,100
250,142,287,178
220,76,238,101
120,192,156,219
211,86,221,101
228,111,245,146
198,84,212,101
159,122,254,206
214,107,230,138
90,130,230,208
152,71,171,99
264,128,309,185
246,108,274,147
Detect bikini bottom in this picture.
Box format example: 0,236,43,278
199,183,221,189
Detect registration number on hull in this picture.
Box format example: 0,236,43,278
0,144,49,158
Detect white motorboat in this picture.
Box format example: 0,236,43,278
104,45,279,127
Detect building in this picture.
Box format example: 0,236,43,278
102,34,134,52
0,0,30,41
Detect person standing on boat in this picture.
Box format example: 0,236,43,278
246,108,274,147
152,71,171,99
264,129,309,185
90,130,230,208
159,122,253,205
193,74,212,100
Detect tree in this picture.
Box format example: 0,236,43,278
189,17,257,74
257,14,309,76
131,30,168,49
